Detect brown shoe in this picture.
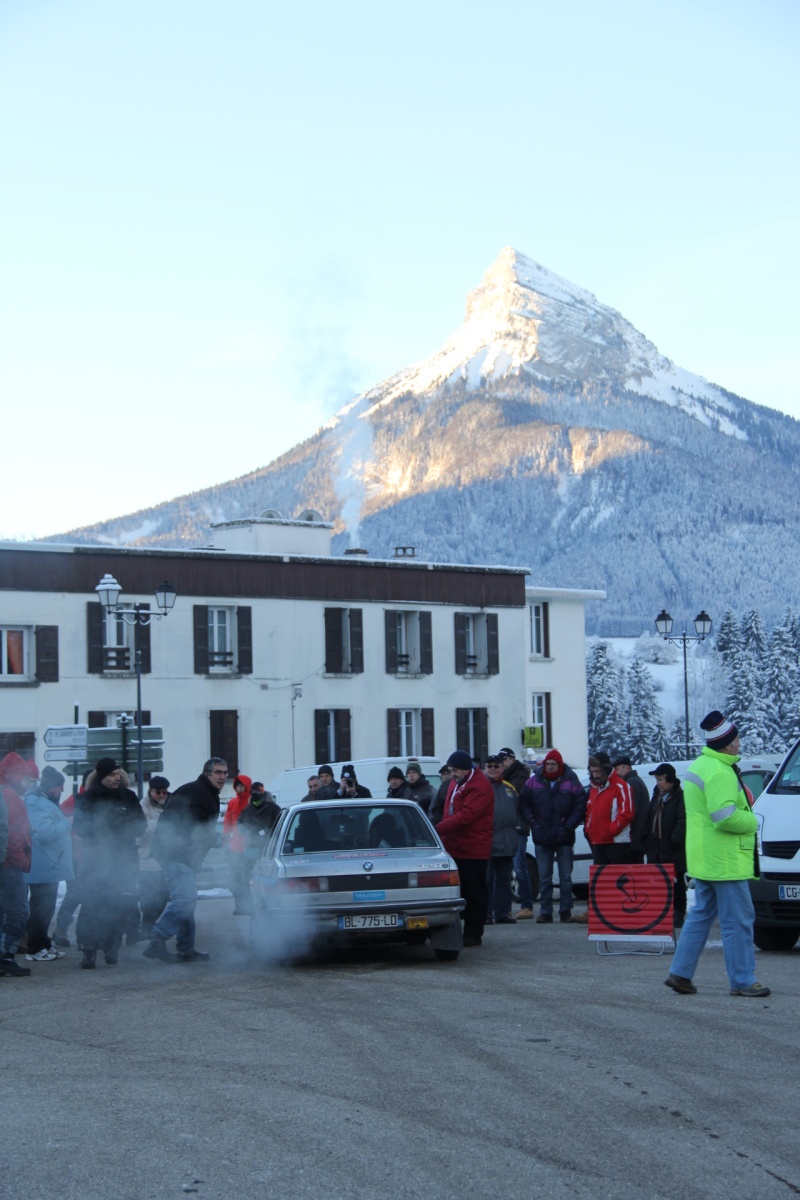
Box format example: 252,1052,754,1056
516,908,534,920
571,910,589,924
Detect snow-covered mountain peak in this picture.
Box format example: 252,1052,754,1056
353,246,746,440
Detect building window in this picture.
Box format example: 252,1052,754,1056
193,605,253,674
0,625,60,684
387,708,435,757
0,730,36,760
314,709,351,763
87,603,150,674
454,613,499,675
210,709,239,776
526,693,552,751
529,602,550,657
384,611,433,674
324,608,364,674
88,710,151,729
455,708,489,763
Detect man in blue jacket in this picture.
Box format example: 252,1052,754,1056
520,750,586,924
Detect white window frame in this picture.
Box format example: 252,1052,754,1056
102,612,134,671
530,603,545,657
208,606,236,672
395,611,422,674
397,708,420,756
0,625,32,681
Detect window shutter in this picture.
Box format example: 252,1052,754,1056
141,711,152,727
87,603,104,674
486,613,499,675
456,708,469,752
387,709,401,757
134,609,151,675
324,608,344,673
314,710,330,763
237,607,253,674
477,708,489,765
334,709,351,762
35,626,59,683
210,709,238,776
543,603,550,658
454,613,468,674
419,612,433,674
384,610,398,673
88,711,106,728
349,609,364,674
545,693,552,748
193,606,209,674
421,708,435,757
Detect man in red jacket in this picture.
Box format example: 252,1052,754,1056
584,752,634,865
435,751,494,947
0,752,34,977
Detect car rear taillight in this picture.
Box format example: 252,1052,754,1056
283,877,329,893
409,870,460,887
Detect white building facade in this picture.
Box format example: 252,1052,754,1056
0,515,602,793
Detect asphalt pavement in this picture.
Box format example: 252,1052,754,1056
3,895,799,1200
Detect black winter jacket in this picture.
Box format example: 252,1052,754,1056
151,773,221,870
642,785,687,872
520,765,586,847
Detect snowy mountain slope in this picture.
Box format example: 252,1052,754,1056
49,248,800,631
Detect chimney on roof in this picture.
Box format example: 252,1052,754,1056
393,545,417,558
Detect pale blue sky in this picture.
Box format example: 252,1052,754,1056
1,0,798,536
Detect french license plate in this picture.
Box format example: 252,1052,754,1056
338,913,402,930
778,884,800,900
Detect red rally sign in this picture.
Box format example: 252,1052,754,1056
588,864,675,940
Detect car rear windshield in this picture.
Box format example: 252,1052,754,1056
282,805,439,854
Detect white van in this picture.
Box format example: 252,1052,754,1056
751,737,800,951
268,757,441,807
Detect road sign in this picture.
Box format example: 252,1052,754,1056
44,725,88,749
44,748,87,762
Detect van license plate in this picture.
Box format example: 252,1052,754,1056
778,885,800,900
338,914,401,929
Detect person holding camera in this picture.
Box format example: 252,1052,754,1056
338,765,372,799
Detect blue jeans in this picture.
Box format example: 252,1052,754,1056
671,878,757,990
513,833,533,909
535,843,574,916
152,862,198,954
0,867,30,957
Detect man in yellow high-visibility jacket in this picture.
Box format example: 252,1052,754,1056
665,710,770,998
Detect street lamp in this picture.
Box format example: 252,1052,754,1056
654,608,713,760
95,574,177,798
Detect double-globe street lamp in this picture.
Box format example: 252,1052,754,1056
95,574,177,798
655,608,713,760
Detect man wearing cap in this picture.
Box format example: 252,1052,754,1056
484,755,523,924
338,765,372,799
611,757,650,864
665,711,769,998
405,762,435,813
498,747,534,919
584,752,634,865
315,766,340,800
435,751,494,946
137,775,171,937
386,767,411,800
642,764,687,925
521,750,587,923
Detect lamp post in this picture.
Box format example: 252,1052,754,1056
95,574,177,798
654,608,713,760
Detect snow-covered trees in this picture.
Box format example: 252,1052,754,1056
586,641,625,753
624,659,671,762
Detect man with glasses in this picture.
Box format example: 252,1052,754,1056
145,757,227,964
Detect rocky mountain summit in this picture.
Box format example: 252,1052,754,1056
53,248,800,632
